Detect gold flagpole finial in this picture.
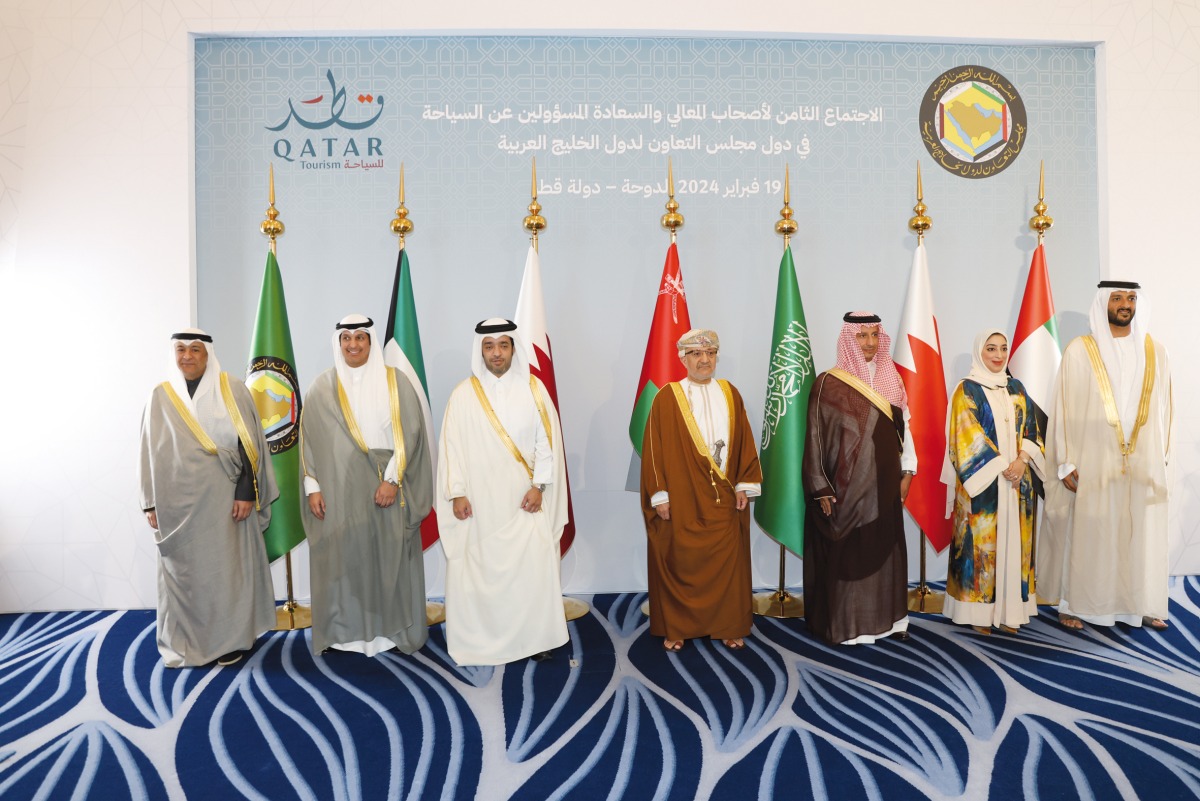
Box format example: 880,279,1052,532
775,164,798,248
661,158,684,242
908,161,932,241
390,163,414,250
260,163,285,254
523,157,547,252
1029,160,1054,244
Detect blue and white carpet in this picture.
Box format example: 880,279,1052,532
3,581,1200,800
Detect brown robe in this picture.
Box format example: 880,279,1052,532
640,381,762,641
802,372,908,644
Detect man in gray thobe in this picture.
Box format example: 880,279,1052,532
302,314,433,656
139,329,278,667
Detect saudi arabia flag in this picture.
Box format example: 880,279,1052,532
753,246,814,554
629,242,691,455
1009,243,1061,410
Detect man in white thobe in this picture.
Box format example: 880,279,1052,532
436,318,569,665
1039,281,1173,630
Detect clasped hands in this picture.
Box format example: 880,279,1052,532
1001,457,1026,490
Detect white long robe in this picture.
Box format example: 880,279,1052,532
436,372,569,665
1038,335,1173,624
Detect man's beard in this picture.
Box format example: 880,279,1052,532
1108,310,1134,328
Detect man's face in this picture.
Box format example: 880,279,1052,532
855,325,880,362
1107,291,1137,328
175,341,209,381
482,335,514,377
682,346,718,383
340,330,371,367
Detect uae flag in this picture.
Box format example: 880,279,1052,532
1008,243,1061,410
245,250,306,561
383,247,440,550
629,242,692,455
892,240,953,552
753,245,815,554
514,244,576,555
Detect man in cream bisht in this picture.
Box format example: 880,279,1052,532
301,314,433,655
641,328,762,652
436,318,569,665
1039,281,1174,631
138,329,278,667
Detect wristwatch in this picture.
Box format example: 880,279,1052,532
533,483,546,493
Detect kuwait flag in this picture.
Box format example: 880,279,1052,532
383,247,440,550
1008,243,1061,410
514,244,576,555
753,245,815,554
629,242,692,455
893,239,953,552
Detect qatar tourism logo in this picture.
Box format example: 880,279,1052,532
267,70,387,170
919,66,1027,179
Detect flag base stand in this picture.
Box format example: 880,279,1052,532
907,529,945,614
639,599,651,617
426,601,446,626
752,589,804,619
273,552,312,631
564,597,590,621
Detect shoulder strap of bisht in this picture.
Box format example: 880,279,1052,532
1081,333,1157,472
528,375,553,447
827,367,895,422
160,382,218,455
470,375,534,480
219,372,261,510
668,381,732,503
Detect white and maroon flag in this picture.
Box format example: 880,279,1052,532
514,244,577,555
893,239,953,552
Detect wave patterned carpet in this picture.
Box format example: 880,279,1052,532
3,581,1200,800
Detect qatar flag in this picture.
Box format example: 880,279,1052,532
892,240,953,552
514,244,576,555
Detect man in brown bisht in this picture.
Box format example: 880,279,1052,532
641,328,763,652
802,312,915,645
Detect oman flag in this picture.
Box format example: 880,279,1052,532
629,242,692,455
514,244,576,555
1008,243,1061,410
893,240,953,552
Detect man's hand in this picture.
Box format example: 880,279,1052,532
818,496,835,516
232,500,252,522
145,510,158,530
375,481,398,508
453,496,473,520
520,487,543,514
1062,469,1079,493
735,490,749,510
655,502,670,521
308,492,326,520
900,474,914,502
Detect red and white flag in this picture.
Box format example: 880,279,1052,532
1009,243,1061,410
514,244,576,555
892,240,953,552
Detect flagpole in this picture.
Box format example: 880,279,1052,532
522,158,589,623
753,165,804,619
641,159,685,619
905,162,945,615
1028,160,1054,606
261,165,313,632
389,164,447,628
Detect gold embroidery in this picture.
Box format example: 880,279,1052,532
337,371,407,498
471,376,532,480
219,373,261,510
161,382,217,455
668,381,737,503
1080,334,1157,472
828,369,895,421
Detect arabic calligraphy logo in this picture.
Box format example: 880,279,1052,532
658,272,687,324
267,70,384,131
919,65,1027,179
246,356,301,455
761,321,813,449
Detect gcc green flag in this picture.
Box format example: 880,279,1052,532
753,245,815,554
245,249,306,561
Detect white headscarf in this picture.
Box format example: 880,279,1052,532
167,328,226,421
471,318,530,382
332,314,391,449
966,328,1010,390
1088,283,1149,411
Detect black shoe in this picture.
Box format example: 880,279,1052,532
530,650,553,662
890,631,912,642
216,651,244,666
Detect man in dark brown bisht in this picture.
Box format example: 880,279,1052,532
641,328,763,652
802,312,915,645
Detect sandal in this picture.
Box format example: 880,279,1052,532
972,626,992,635
663,639,684,652
1058,613,1084,630
722,638,746,650
998,625,1019,635
1142,616,1169,631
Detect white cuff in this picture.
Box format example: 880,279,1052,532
304,476,321,495
735,482,761,497
650,490,669,508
